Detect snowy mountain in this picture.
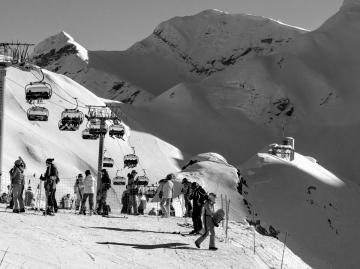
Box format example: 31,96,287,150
31,10,305,103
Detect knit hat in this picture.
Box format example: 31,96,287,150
46,158,54,164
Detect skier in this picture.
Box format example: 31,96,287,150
127,170,139,215
74,173,84,210
121,186,130,214
189,182,208,234
80,170,95,215
10,157,26,213
181,178,192,217
40,158,59,216
195,193,218,250
97,169,111,216
160,173,174,218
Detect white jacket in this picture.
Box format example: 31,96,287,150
162,180,174,199
84,175,96,194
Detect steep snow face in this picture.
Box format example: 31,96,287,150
240,149,360,269
33,31,88,62
149,9,305,76
31,32,152,105
32,11,305,99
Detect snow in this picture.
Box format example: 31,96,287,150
241,149,360,269
0,205,311,269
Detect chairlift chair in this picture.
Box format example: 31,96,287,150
109,123,125,139
144,186,157,199
25,82,52,103
81,128,98,140
124,154,139,169
136,171,149,186
88,119,108,136
27,106,49,121
113,170,126,185
58,108,84,131
103,157,114,168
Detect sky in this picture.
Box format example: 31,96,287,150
0,0,343,51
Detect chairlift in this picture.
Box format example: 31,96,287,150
27,106,49,121
58,99,84,131
109,122,125,139
113,170,126,185
103,157,114,168
144,185,157,198
88,119,108,136
136,170,149,186
124,147,139,168
81,128,98,140
25,82,52,103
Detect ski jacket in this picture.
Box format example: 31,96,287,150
127,173,138,195
181,183,191,198
190,186,208,206
84,175,96,194
42,164,59,191
10,166,25,186
203,200,215,218
162,180,174,199
101,174,111,191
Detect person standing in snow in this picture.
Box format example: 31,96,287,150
80,170,96,215
181,178,192,217
189,182,208,234
127,170,139,215
96,169,111,216
121,186,130,214
195,193,218,250
160,173,175,218
74,173,84,210
40,158,59,216
10,157,26,213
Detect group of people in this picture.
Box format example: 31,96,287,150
181,178,219,250
121,170,148,215
73,168,111,216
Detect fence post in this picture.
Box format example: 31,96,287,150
221,194,224,228
280,232,288,269
252,210,256,255
225,199,230,241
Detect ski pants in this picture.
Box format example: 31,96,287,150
195,215,215,248
45,188,56,213
128,195,138,214
12,184,24,210
192,204,203,232
81,193,94,212
160,198,171,217
75,189,84,209
184,196,192,217
97,189,108,213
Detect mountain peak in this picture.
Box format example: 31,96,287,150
32,31,88,62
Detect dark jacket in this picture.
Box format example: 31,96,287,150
127,173,138,195
190,186,208,207
101,173,111,191
41,163,59,191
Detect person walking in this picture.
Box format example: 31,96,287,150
97,169,111,216
181,178,192,217
40,158,59,216
80,170,96,215
160,173,174,218
195,193,218,250
127,170,139,215
74,173,84,210
10,157,26,213
189,182,208,234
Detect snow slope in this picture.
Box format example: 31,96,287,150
31,10,305,101
240,148,360,269
2,66,182,195
0,205,311,269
